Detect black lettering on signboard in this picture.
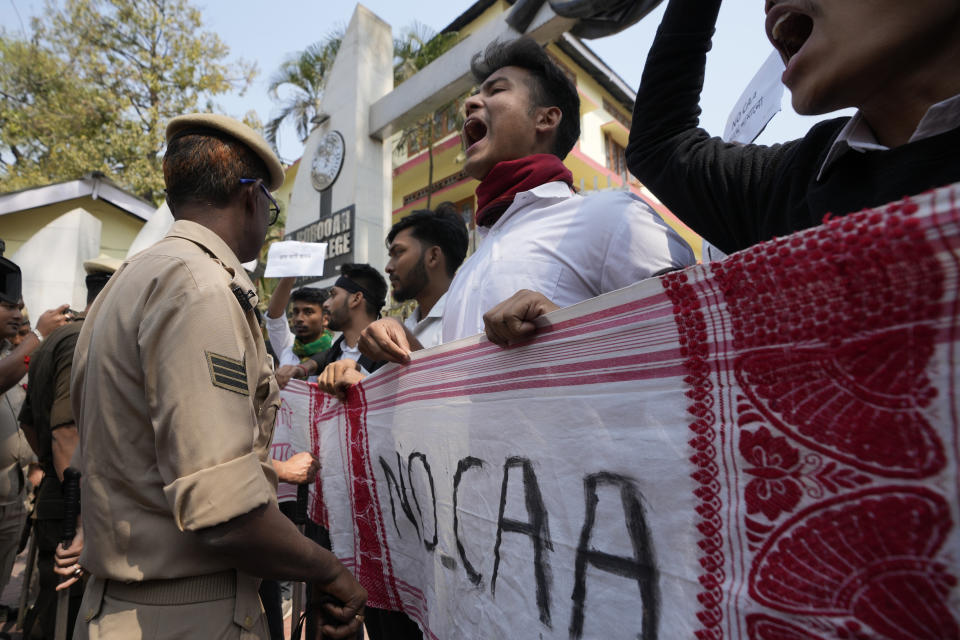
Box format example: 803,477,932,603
453,456,485,587
284,204,355,283
569,473,659,640
379,452,420,538
492,457,554,628
407,452,438,551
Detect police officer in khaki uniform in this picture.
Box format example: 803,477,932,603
68,114,366,639
19,254,120,640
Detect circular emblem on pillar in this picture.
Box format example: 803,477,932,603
310,130,345,192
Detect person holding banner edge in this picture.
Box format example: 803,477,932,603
626,0,960,256
265,279,333,388
479,0,960,348
68,113,366,640
298,264,389,398
323,203,468,379
385,203,469,350
313,205,467,640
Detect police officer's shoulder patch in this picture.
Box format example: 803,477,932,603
205,351,249,396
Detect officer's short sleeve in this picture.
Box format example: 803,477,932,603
49,331,79,428
17,391,32,427
138,264,274,532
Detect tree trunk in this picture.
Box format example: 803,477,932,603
426,120,435,209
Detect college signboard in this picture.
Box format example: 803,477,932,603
282,183,960,639
283,204,355,285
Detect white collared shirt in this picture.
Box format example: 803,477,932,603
403,293,446,349
338,339,371,376
818,93,960,180
265,313,299,367
441,182,695,343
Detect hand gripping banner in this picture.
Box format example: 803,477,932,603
285,183,960,640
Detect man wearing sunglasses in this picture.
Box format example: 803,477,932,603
68,113,366,640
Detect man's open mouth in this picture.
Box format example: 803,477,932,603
463,118,487,150
767,9,813,64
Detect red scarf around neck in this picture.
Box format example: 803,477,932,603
474,154,573,227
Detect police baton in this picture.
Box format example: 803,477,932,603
15,520,37,629
54,467,81,640
290,482,309,639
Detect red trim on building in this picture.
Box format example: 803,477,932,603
392,136,463,177
392,176,475,220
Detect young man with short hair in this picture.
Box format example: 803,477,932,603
385,203,468,349
300,264,388,397
359,37,694,361
265,280,333,387
627,0,960,255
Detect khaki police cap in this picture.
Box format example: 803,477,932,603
83,253,123,275
165,113,284,192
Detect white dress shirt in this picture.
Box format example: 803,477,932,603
265,313,299,367
403,293,446,349
338,339,371,376
441,182,695,343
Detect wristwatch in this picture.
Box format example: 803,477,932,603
31,328,43,343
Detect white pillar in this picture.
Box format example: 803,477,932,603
286,4,394,285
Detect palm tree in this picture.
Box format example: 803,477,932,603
264,31,342,158
266,24,461,202
393,24,461,210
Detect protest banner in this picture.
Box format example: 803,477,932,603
283,183,960,639
270,380,314,502
263,240,328,278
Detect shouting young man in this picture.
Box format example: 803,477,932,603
360,37,694,362
627,0,960,254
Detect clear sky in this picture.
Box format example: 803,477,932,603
3,0,852,162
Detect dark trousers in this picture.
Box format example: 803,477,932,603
364,608,423,640
22,518,83,640
259,576,284,640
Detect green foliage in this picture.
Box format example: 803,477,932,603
0,0,256,203
392,23,463,210
392,23,459,85
0,37,116,191
264,30,342,158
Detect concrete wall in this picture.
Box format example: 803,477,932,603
0,198,143,259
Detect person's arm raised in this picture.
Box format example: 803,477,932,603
0,305,69,393
266,277,296,319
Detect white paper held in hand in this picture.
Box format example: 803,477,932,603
264,241,328,278
724,50,785,144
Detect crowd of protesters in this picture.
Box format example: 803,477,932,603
0,0,957,636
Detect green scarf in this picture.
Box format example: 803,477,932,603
292,330,333,360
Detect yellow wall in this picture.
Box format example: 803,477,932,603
0,198,146,259
457,0,513,36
